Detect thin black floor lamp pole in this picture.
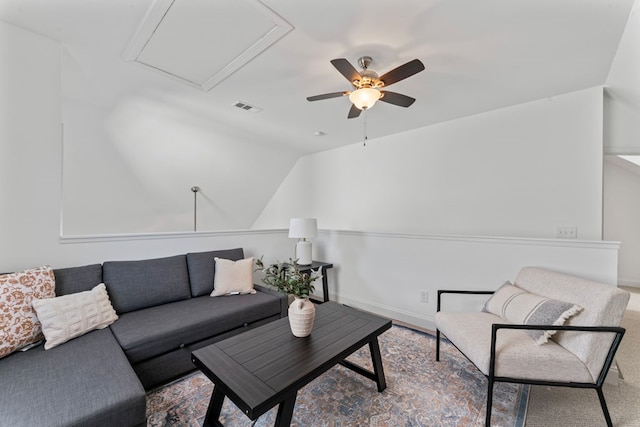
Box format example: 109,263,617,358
191,186,200,231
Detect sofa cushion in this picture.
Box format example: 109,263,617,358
53,264,103,296
0,266,56,359
0,328,146,427
33,283,118,350
435,311,593,383
210,257,256,297
110,291,282,364
482,281,582,344
103,255,191,314
186,248,245,297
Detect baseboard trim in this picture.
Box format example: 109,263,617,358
618,278,640,288
335,294,436,331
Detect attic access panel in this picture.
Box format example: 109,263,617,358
123,0,292,91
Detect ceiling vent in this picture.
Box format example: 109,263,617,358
123,0,293,91
232,101,263,113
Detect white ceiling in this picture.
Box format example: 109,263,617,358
0,0,635,154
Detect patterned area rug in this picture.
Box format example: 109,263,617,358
146,325,528,426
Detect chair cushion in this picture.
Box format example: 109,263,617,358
514,267,630,381
186,248,245,297
436,311,594,383
110,291,282,364
103,255,191,314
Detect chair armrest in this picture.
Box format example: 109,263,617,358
437,290,495,312
489,323,626,385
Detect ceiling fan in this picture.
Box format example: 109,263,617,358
307,56,425,119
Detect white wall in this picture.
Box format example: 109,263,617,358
605,0,640,154
61,46,299,235
602,2,640,287
256,87,604,240
604,156,640,287
315,230,619,330
0,21,295,273
0,21,63,272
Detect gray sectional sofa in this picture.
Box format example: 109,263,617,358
0,248,288,427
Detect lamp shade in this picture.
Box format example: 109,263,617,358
349,88,381,110
288,218,317,239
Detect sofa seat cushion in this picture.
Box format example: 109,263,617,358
435,311,594,383
110,291,282,364
0,328,145,427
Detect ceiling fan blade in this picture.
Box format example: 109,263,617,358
378,59,425,87
331,58,362,83
379,91,416,107
347,104,362,119
306,91,348,102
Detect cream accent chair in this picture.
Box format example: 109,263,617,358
435,267,629,427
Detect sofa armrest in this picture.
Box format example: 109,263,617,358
489,323,626,386
437,290,495,312
254,284,288,318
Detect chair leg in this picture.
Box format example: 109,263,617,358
485,377,494,427
596,387,613,427
436,329,441,361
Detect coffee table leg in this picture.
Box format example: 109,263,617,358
369,338,387,392
274,392,297,427
203,385,225,427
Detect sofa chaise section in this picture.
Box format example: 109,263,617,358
1,247,289,425
0,327,146,427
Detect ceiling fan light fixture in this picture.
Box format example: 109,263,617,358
349,88,381,110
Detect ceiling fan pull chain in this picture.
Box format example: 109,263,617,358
363,108,368,147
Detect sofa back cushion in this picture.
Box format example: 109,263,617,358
53,264,103,296
103,255,191,314
514,267,630,382
186,248,245,297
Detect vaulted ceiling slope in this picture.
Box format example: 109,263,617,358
0,0,634,154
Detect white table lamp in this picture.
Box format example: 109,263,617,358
288,218,317,265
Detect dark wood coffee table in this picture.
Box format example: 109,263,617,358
191,301,392,427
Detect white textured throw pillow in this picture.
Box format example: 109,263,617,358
32,283,118,350
211,257,256,297
483,281,582,345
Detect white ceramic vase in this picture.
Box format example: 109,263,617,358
288,297,316,337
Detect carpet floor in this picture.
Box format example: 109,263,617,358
146,325,527,426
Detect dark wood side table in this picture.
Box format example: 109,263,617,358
298,261,333,303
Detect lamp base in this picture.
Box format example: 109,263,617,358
295,240,312,265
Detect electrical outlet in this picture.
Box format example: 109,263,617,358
556,226,577,239
420,290,429,303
